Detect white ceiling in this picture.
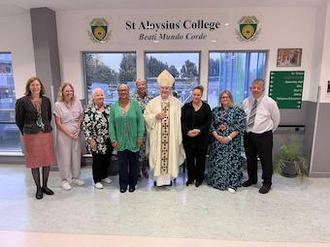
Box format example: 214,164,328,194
0,0,329,16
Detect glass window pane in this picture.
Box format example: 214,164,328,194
0,123,22,151
0,53,21,152
208,51,267,109
83,52,137,105
145,52,200,104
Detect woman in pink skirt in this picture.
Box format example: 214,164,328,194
15,77,56,200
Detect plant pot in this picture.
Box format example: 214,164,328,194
280,160,298,178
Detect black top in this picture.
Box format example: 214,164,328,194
181,101,212,149
15,96,53,135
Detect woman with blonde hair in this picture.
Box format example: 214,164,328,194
54,82,84,190
208,89,245,193
15,77,56,199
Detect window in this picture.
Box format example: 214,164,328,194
208,51,267,109
0,53,21,152
83,52,137,105
145,52,200,104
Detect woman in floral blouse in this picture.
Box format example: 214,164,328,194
208,90,245,194
82,88,113,189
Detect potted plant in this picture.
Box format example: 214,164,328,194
274,142,309,177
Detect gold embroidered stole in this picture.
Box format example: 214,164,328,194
160,101,170,175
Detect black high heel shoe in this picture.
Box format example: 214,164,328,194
42,187,54,195
36,188,43,200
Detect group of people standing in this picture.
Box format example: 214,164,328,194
15,71,280,200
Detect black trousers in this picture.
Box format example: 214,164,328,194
92,152,111,183
117,149,139,190
92,139,113,183
184,146,207,183
244,130,273,186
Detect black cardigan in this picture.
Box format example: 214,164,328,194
181,101,212,149
15,96,53,135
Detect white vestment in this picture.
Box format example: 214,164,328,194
144,96,186,186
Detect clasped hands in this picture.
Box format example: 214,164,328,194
187,129,200,137
216,134,231,144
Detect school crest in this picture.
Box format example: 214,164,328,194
236,16,261,41
88,18,111,43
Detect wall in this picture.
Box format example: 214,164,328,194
0,12,36,97
55,7,318,103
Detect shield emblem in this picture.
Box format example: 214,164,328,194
92,25,107,41
236,16,261,42
240,24,257,40
89,18,110,43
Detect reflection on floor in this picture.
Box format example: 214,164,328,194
0,164,330,247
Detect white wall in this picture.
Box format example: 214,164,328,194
0,13,36,98
319,2,330,103
56,6,319,103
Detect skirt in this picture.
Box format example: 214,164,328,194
23,132,56,168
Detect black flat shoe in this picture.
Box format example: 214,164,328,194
129,187,135,193
242,180,257,187
185,180,193,186
195,181,202,187
36,188,43,200
120,188,127,193
42,187,54,195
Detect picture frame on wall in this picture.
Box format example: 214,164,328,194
276,48,302,67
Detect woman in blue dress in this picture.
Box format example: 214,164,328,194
208,90,245,193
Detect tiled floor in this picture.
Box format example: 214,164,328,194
1,164,330,247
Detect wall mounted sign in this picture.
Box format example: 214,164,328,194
276,48,302,67
269,71,304,109
235,16,261,41
124,15,224,42
88,18,111,43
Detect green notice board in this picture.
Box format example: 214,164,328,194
269,71,304,109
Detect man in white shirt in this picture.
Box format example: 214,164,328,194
242,79,280,194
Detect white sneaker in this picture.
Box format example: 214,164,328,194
62,180,72,191
94,182,103,189
102,177,112,184
72,178,85,186
227,187,236,194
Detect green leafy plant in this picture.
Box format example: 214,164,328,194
274,142,309,177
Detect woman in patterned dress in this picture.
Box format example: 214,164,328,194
130,78,152,178
208,90,245,194
82,88,113,189
15,77,56,200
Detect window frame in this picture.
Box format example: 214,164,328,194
82,51,137,106
144,50,202,102
207,49,268,106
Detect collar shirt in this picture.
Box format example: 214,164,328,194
242,95,280,134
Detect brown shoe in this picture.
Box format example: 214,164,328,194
259,185,271,194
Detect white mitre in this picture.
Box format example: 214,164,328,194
157,70,175,87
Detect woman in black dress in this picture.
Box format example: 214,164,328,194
181,85,211,187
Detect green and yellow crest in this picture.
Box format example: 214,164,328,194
89,18,110,43
236,16,261,41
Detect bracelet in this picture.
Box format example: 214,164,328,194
227,135,232,141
